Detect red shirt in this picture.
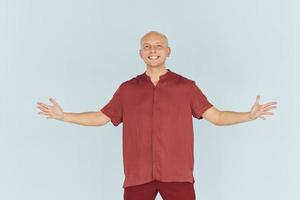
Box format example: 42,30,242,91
100,69,214,188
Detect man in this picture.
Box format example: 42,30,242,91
36,31,278,200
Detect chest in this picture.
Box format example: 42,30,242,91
122,84,190,112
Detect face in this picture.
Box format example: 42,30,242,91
139,33,171,68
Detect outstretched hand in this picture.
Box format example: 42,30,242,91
36,97,64,120
249,95,278,120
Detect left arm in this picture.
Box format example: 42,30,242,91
202,95,278,126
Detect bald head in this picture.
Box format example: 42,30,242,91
140,31,169,47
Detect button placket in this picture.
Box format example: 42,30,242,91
152,83,160,179
143,73,167,180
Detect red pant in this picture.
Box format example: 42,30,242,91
123,180,196,200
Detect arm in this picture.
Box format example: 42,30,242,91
202,95,278,126
36,97,111,126
203,107,253,126
62,111,111,126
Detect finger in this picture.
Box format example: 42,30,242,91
37,102,50,109
262,101,278,108
36,106,49,112
49,97,58,105
262,112,274,115
36,105,48,110
256,95,260,104
38,112,50,116
36,107,48,113
263,106,277,111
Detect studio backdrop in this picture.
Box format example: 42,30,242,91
0,0,299,199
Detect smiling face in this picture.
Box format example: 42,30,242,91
139,31,171,69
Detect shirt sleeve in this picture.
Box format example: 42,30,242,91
100,85,123,126
190,81,213,120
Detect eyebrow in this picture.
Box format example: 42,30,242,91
143,42,164,45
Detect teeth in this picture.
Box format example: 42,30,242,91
148,56,159,60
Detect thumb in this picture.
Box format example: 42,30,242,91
49,97,58,105
255,95,260,104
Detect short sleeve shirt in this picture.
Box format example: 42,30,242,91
100,69,214,188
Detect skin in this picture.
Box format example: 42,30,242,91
36,31,278,126
139,31,171,86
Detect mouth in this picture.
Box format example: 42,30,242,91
148,55,160,60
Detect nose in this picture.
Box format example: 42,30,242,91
150,46,157,52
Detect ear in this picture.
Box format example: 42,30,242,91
139,49,142,58
167,47,171,57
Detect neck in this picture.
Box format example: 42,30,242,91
145,65,168,79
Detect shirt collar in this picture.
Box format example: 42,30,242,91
141,68,172,82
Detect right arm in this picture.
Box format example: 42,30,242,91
36,97,111,126
62,111,111,126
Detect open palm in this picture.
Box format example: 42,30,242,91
249,95,278,120
36,97,64,120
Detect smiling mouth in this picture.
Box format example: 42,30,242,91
148,55,160,60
